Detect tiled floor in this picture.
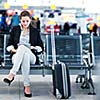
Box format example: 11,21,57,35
0,74,99,100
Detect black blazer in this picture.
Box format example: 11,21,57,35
7,25,44,55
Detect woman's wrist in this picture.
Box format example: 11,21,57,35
11,48,17,53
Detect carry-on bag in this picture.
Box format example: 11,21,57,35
50,24,71,99
52,62,71,99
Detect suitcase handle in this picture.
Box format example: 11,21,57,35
50,25,57,69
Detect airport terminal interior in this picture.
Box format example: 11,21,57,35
0,0,100,100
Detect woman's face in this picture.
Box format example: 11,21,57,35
20,16,31,29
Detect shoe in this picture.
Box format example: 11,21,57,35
24,87,32,97
3,77,14,86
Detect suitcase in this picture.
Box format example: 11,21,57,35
49,24,71,99
52,62,71,99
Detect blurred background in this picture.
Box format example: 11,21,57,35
0,0,100,35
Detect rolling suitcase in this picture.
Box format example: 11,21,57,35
49,24,71,99
52,62,71,99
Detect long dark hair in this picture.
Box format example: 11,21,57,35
19,10,32,19
20,10,37,28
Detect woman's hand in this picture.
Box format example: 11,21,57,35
11,48,17,53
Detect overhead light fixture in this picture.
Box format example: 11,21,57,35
4,3,10,9
22,4,28,10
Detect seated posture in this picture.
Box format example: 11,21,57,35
3,10,44,97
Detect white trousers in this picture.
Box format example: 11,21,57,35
10,45,36,86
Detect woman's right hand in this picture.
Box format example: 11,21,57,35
11,48,17,53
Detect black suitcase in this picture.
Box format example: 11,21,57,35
49,24,71,99
52,62,71,99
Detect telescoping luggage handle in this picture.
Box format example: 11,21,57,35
50,24,57,69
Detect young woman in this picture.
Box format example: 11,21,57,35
3,10,44,97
